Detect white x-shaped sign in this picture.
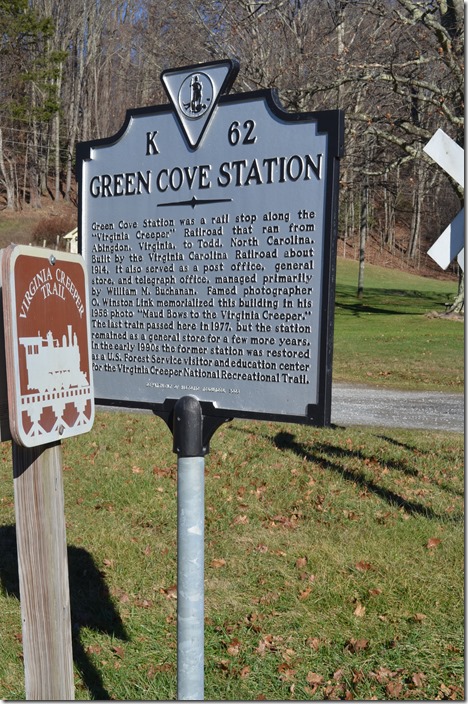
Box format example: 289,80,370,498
424,129,464,271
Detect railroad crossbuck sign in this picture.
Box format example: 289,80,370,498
2,245,94,447
424,129,464,271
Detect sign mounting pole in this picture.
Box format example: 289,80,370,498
173,396,205,700
171,397,228,700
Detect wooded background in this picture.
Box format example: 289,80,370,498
0,0,464,275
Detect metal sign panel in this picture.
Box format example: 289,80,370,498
2,245,94,447
77,61,343,425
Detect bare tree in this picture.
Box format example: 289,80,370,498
0,0,463,310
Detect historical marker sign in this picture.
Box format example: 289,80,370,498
2,245,94,446
77,60,344,425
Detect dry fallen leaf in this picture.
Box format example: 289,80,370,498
278,663,296,681
438,683,464,699
306,672,324,685
324,684,346,699
226,638,241,656
355,560,372,572
426,537,442,549
372,666,402,684
160,584,177,600
152,466,173,478
135,598,153,608
368,588,382,596
283,647,296,662
345,638,369,653
255,634,281,656
386,682,403,698
412,672,426,687
353,603,366,617
147,663,172,679
299,587,312,600
344,510,360,520
304,686,318,698
306,637,321,650
210,558,226,568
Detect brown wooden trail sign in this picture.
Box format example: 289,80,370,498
2,245,94,447
1,244,95,700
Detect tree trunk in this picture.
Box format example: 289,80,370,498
54,112,60,201
446,269,464,314
0,128,16,210
383,170,395,251
407,162,425,261
357,180,368,299
54,63,63,202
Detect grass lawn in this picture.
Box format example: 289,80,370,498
0,416,463,700
0,259,464,700
333,259,463,392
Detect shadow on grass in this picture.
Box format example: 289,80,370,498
334,301,411,316
335,286,451,316
0,524,128,700
272,431,463,523
375,433,464,498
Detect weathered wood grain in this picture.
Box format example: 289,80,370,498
12,440,74,700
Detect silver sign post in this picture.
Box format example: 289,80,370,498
173,396,205,700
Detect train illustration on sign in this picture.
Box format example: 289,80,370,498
17,324,92,441
19,325,89,394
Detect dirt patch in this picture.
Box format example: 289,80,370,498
426,310,464,322
340,231,459,282
0,201,77,249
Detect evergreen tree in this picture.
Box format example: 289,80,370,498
0,0,66,207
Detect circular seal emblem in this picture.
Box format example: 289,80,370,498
178,72,213,119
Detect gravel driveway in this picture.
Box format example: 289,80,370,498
331,382,464,433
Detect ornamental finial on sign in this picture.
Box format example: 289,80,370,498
160,59,239,149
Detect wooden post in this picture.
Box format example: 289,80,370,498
12,440,75,700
